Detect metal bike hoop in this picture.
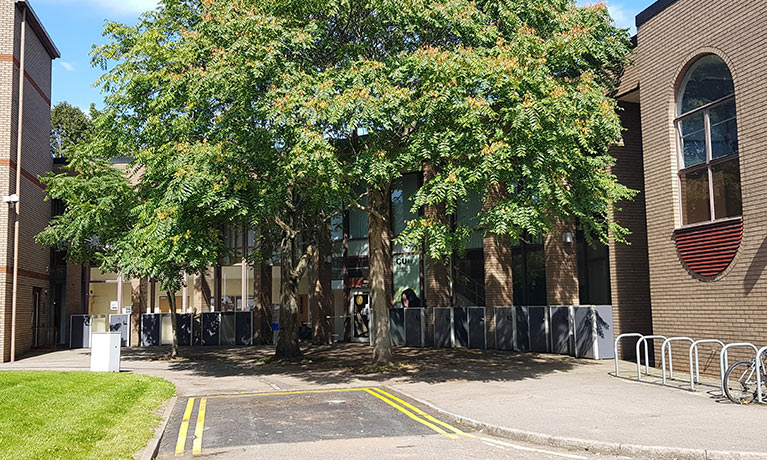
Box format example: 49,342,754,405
720,342,759,395
661,337,694,386
636,335,667,381
614,333,643,377
756,346,767,404
688,339,725,391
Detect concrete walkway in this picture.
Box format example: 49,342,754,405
3,344,766,459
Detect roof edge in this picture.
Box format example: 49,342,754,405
16,0,61,59
635,0,678,29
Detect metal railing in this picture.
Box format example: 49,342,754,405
614,333,643,377
689,339,725,392
661,337,694,385
636,335,667,381
755,346,767,404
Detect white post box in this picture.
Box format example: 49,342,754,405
90,332,122,372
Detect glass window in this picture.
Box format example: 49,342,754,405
392,174,419,236
348,194,368,240
675,55,741,226
456,192,484,249
512,236,547,306
577,232,611,305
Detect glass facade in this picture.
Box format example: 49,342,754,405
512,236,547,306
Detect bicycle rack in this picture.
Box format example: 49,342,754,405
614,333,643,377
636,335,667,381
756,346,767,404
688,339,725,392
661,337,694,386
720,342,759,395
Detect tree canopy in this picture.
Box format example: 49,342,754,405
39,0,633,363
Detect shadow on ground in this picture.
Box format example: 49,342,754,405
120,343,591,385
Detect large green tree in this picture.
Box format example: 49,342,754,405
209,0,633,364
50,102,93,158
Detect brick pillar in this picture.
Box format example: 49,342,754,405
544,220,579,305
193,269,212,313
130,278,147,347
253,264,273,344
423,162,451,346
482,185,514,349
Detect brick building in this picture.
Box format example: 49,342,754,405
0,0,59,362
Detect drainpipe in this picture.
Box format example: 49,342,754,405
10,5,26,363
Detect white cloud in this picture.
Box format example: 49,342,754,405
35,0,159,17
59,61,74,71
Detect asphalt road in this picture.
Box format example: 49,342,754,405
159,387,628,460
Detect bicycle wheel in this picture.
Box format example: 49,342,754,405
724,360,758,404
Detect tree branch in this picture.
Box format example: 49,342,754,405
351,198,386,222
274,216,298,239
291,244,315,280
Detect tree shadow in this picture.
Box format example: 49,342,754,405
743,236,767,295
120,342,589,386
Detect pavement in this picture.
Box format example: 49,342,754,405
3,343,767,459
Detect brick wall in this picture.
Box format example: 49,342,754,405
637,0,767,372
0,1,55,362
544,220,579,305
608,101,653,359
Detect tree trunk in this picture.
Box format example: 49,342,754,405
253,263,273,345
166,289,179,359
312,220,334,345
275,236,301,358
368,187,393,365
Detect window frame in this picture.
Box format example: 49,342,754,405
674,93,740,228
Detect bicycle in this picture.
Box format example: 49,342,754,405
723,355,767,404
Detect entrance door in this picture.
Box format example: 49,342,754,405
32,287,51,347
350,290,370,343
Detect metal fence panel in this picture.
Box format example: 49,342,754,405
405,307,425,347
176,313,194,347
495,307,514,350
550,306,572,355
220,312,236,345
141,314,161,347
109,314,130,347
528,306,548,352
594,306,614,359
202,312,220,346
468,307,486,349
434,308,451,348
389,308,405,346
453,307,469,347
70,315,91,349
235,311,253,346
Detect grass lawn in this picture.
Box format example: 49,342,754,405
0,371,175,460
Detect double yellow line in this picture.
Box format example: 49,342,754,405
173,386,468,456
364,387,475,439
175,397,207,457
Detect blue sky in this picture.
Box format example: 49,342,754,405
31,0,655,112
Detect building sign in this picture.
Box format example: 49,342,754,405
109,301,119,311
394,254,420,306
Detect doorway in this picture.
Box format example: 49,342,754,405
349,290,370,343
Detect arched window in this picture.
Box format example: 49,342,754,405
676,55,741,226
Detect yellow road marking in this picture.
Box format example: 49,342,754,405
175,398,196,457
192,397,207,456
363,388,458,439
207,388,368,399
369,388,475,438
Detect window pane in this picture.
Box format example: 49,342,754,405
680,169,711,225
679,55,735,115
391,174,419,236
348,194,368,240
679,112,706,168
711,159,742,219
709,100,738,159
456,192,483,249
